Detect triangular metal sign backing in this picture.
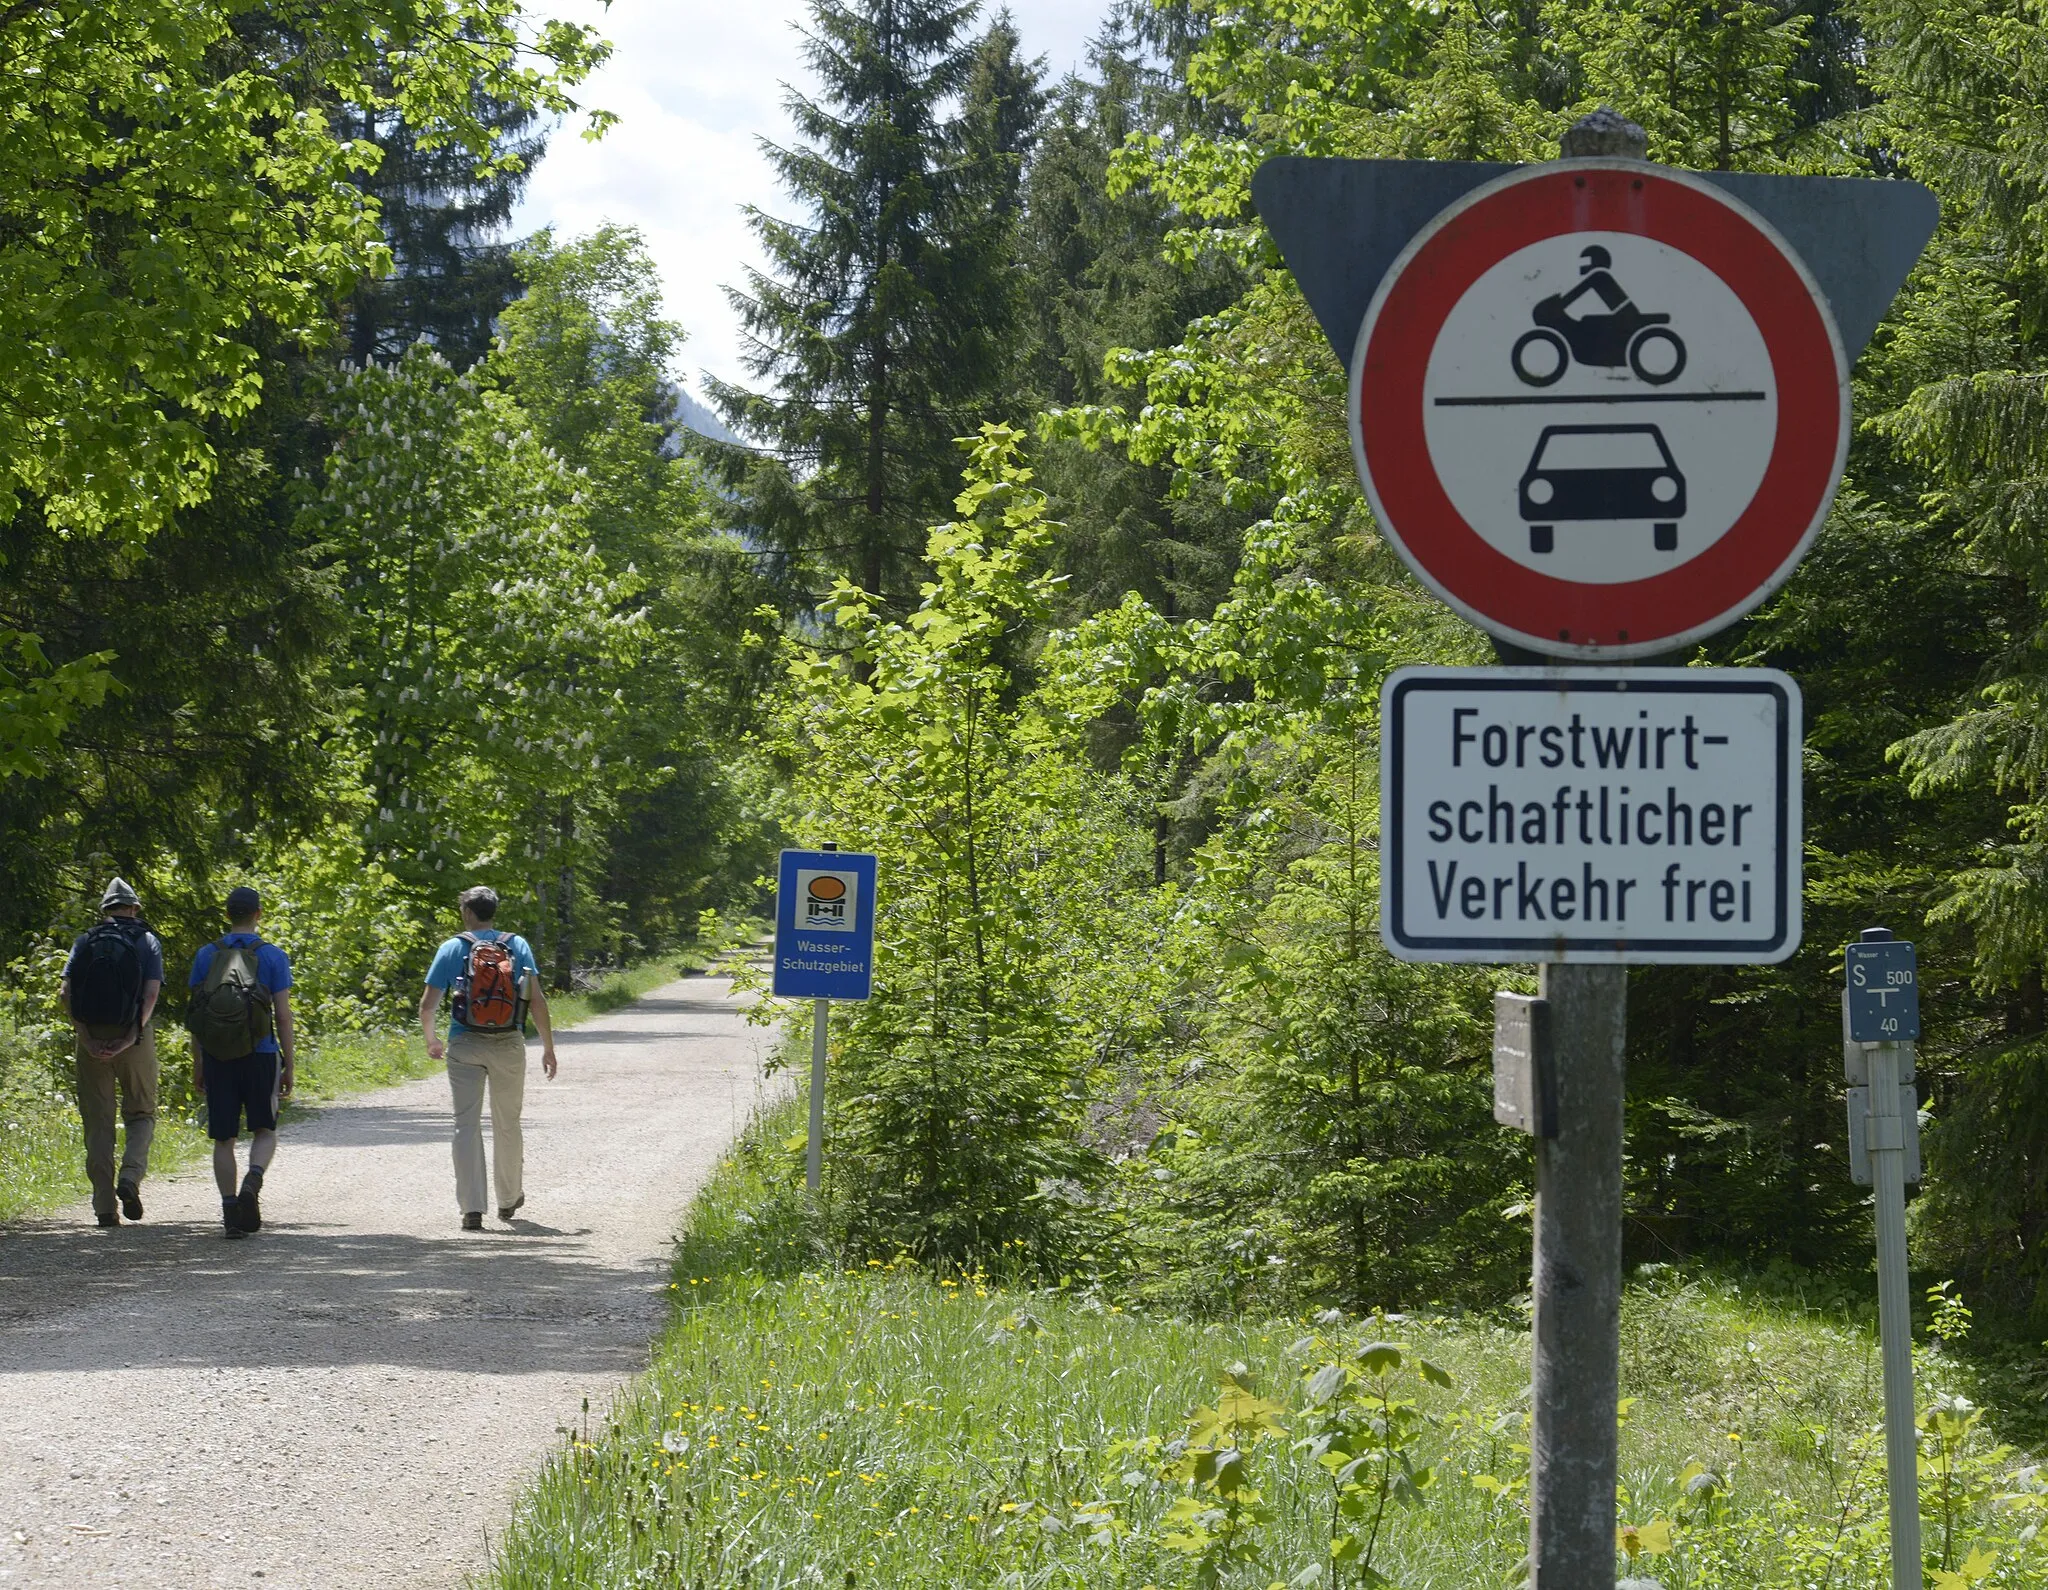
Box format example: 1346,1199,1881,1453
1251,157,1939,375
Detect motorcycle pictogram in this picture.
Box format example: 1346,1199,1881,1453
1510,247,1688,387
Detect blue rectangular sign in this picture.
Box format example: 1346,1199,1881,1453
1845,940,1919,1042
773,849,878,1001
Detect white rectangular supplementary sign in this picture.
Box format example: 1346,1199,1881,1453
1381,667,1801,964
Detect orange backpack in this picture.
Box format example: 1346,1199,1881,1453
454,932,525,1032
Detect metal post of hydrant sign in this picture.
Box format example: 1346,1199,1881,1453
1867,1033,1923,1590
1844,925,1924,1589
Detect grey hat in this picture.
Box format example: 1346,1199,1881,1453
100,877,140,910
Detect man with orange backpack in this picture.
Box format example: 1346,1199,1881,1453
418,885,557,1230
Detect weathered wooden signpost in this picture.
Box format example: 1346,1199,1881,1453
1253,112,1936,1587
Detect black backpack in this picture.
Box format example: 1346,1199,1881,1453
187,937,275,1061
72,919,149,1039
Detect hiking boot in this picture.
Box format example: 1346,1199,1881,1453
223,1200,248,1240
95,1212,119,1228
117,1181,143,1222
236,1169,263,1233
497,1196,525,1222
461,1212,484,1231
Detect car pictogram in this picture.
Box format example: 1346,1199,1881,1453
1518,423,1686,554
1510,246,1687,387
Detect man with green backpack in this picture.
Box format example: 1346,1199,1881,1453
187,886,295,1239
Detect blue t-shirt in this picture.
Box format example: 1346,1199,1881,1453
425,930,539,1033
189,933,294,1056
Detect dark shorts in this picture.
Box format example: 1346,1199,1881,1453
203,1051,281,1140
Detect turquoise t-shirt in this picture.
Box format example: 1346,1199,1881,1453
425,930,539,1033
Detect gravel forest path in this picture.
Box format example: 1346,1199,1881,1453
0,973,777,1590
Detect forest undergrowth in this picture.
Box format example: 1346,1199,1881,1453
482,1100,2048,1590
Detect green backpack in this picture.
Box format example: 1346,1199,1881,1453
187,938,274,1060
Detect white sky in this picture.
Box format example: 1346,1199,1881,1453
514,0,1111,404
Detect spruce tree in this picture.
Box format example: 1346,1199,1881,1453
711,0,1038,611
1024,8,1251,625
342,95,547,369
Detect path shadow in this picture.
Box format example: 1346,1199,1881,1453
0,1221,674,1376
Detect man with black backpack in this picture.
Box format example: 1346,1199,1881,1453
418,886,557,1231
187,886,295,1239
59,878,165,1227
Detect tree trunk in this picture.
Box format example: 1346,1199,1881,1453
552,801,575,993
2008,968,2046,1037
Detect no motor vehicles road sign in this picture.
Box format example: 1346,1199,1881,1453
1352,163,1845,658
1380,668,1801,963
1253,156,1937,662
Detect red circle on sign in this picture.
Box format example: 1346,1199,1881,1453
1351,162,1847,657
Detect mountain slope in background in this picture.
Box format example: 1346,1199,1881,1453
674,385,743,446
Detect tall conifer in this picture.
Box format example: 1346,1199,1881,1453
712,0,1038,611
343,95,547,369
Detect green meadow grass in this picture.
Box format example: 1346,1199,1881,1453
0,957,704,1221
479,1100,2048,1590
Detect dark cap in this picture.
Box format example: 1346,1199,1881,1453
226,886,262,921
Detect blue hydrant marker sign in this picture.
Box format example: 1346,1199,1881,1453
773,849,877,1000
1846,940,1919,1042
1380,666,1801,963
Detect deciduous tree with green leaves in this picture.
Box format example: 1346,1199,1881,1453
488,226,775,980
773,424,1141,1266
309,343,648,932
0,0,608,781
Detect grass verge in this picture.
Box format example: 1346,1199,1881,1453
480,1099,2048,1590
0,956,710,1221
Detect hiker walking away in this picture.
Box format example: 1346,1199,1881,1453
59,878,164,1227
188,886,294,1239
418,886,556,1231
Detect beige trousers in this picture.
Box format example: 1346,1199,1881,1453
74,1026,158,1217
446,1028,528,1215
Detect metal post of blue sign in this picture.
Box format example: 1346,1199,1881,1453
809,997,827,1194
773,847,879,1195
1846,928,1923,1590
